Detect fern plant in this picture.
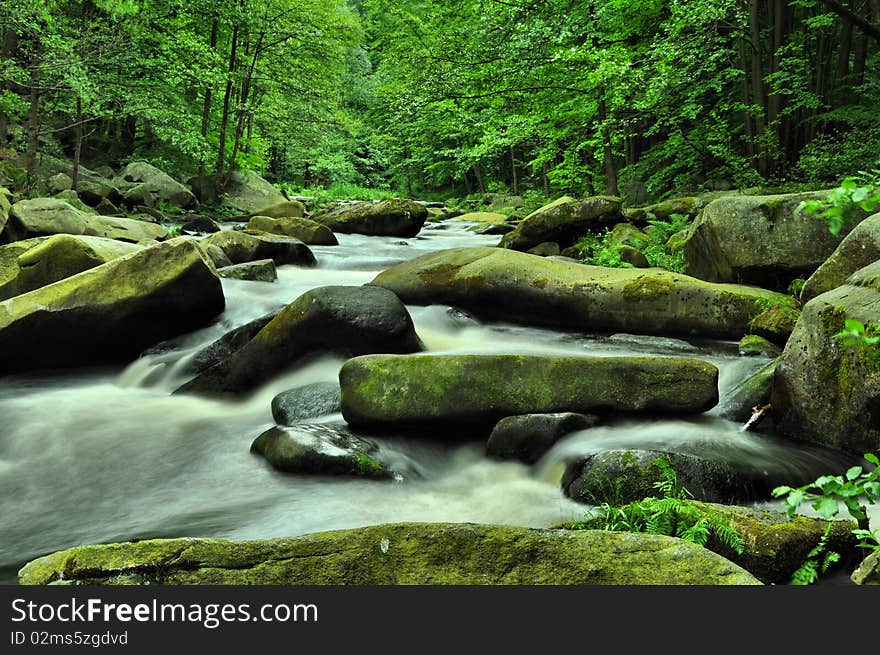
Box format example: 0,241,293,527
789,524,841,585
570,459,745,554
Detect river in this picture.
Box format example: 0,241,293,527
0,220,871,584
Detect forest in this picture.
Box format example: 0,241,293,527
1,0,879,202
1,0,879,594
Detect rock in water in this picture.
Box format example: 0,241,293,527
312,199,428,237
772,262,880,453
249,199,306,219
202,230,316,267
0,237,224,374
251,424,392,478
245,215,338,245
115,161,198,209
217,259,277,282
340,354,719,428
0,234,140,301
272,382,342,424
370,247,800,343
18,523,760,585
499,196,621,251
800,212,880,301
486,413,599,464
683,191,868,290
178,286,423,395
223,170,287,214
721,359,777,423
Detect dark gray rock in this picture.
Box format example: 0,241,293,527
271,382,342,425
486,412,599,464
181,215,221,234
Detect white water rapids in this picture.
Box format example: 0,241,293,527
0,221,871,583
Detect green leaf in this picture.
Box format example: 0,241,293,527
864,453,879,466
812,496,840,519
846,466,864,481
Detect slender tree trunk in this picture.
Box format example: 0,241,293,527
542,160,550,197
738,36,756,162
199,17,219,177
509,145,518,195
24,72,41,193
215,23,240,191
748,0,768,177
72,96,83,191
473,163,486,194
229,31,264,175
597,90,618,197
853,32,868,88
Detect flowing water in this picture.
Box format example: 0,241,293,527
0,221,872,584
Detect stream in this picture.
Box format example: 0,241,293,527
0,221,872,584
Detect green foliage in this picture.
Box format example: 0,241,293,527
833,319,880,349
788,524,841,586
795,167,880,236
574,213,689,272
568,458,745,554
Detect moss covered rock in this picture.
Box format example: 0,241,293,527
0,186,11,235
115,161,198,209
800,212,880,302
251,424,393,478
180,216,221,234
772,263,880,453
223,170,287,214
178,286,423,396
499,196,621,251
487,412,599,464
0,234,140,301
202,229,316,267
454,211,509,224
370,247,800,342
245,215,338,245
0,237,225,374
249,199,306,219
340,354,718,429
217,258,277,282
562,450,743,505
647,196,702,219
683,191,867,290
313,199,428,238
852,550,880,585
738,335,781,358
18,523,760,585
721,359,777,423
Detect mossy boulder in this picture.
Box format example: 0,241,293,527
562,450,743,505
683,191,867,290
852,550,880,585
721,359,777,422
115,161,198,209
800,212,880,302
340,354,718,429
0,237,225,374
180,215,221,234
217,258,277,282
526,241,560,257
607,222,649,249
245,215,338,245
251,424,393,478
487,412,599,464
272,381,342,425
0,187,10,234
76,179,123,208
202,243,233,269
178,286,423,396
4,198,168,243
249,199,306,219
618,244,650,268
738,335,781,358
202,230,316,267
223,170,287,214
499,195,622,251
312,199,428,238
454,211,509,224
0,234,140,301
18,523,760,585
370,247,800,342
772,263,880,453
647,196,702,219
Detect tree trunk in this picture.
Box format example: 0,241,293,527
597,90,618,197
199,17,219,177
72,96,83,191
748,0,768,177
738,36,755,162
24,72,41,193
229,31,264,176
853,32,868,88
509,145,518,195
215,23,240,192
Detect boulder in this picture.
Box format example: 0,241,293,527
94,197,120,215
93,165,115,179
312,199,428,238
4,198,168,243
202,230,316,267
498,196,622,251
683,191,867,290
245,215,338,245
486,194,524,211
116,161,198,209
76,179,122,207
48,172,72,193
0,234,140,301
272,381,342,425
202,243,233,269
527,241,560,257
340,354,719,429
178,286,423,396
618,245,650,268
249,200,306,219
370,247,800,342
562,450,744,505
474,223,515,236
607,223,649,249
0,189,10,236
223,170,287,214
217,259,277,282
0,238,224,374
18,523,760,585
120,184,155,210
852,551,880,585
772,262,880,453
486,412,599,464
738,335,781,358
180,215,221,234
251,424,392,478
800,212,880,302
721,359,777,423
184,311,279,375
646,196,702,219
454,211,509,224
